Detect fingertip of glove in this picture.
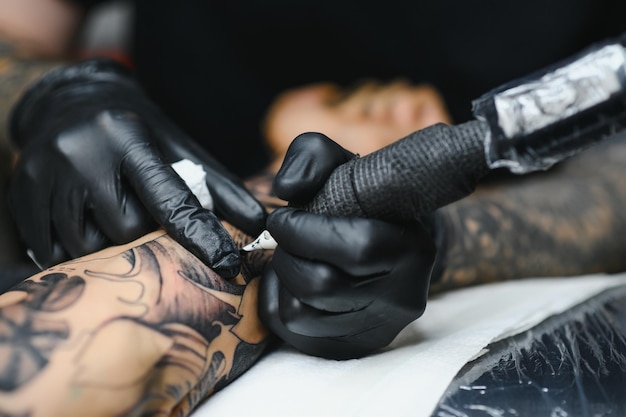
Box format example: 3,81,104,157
258,267,283,329
286,132,332,154
246,206,269,236
211,250,242,279
266,207,297,230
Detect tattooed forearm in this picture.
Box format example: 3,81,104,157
4,132,626,415
0,36,60,152
0,226,272,417
431,137,626,293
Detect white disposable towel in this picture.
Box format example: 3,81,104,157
193,274,626,417
171,159,213,210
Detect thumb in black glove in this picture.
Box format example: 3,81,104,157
258,133,438,359
8,58,266,276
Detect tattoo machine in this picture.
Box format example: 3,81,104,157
245,32,626,250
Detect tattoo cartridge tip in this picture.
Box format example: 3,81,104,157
242,230,278,252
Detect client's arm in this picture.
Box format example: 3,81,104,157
0,222,272,417
432,136,626,293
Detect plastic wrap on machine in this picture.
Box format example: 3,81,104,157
473,33,626,174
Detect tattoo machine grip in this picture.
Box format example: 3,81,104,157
305,121,490,222
306,32,626,223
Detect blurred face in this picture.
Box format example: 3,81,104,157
263,79,452,171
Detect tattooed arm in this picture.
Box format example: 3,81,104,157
431,136,626,293
0,220,273,416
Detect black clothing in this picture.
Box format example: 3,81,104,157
75,0,626,178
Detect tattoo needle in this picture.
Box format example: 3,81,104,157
242,230,278,251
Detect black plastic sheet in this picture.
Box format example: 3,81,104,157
432,283,626,417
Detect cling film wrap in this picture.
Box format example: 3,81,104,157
432,284,626,417
473,33,626,174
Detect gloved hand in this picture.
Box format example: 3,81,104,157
8,58,266,276
258,133,439,359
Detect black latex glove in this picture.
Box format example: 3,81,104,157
8,58,266,276
258,133,438,359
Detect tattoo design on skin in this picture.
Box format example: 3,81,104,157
3,111,626,416
0,228,272,417
432,138,626,293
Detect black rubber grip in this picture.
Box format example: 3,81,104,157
305,120,490,222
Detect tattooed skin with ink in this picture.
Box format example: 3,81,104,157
0,224,272,417
431,137,626,293
2,92,626,416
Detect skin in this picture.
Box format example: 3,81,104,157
0,219,276,417
432,136,626,293
2,136,626,416
2,6,626,413
263,80,452,172
0,0,82,57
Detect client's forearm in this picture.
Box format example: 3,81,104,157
0,226,271,417
431,138,626,293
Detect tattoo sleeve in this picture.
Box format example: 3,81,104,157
3,130,625,415
431,136,626,293
0,216,274,415
0,36,60,153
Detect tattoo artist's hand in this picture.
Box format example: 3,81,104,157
259,133,437,359
8,58,266,277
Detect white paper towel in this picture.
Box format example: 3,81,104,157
171,159,213,210
192,273,626,417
